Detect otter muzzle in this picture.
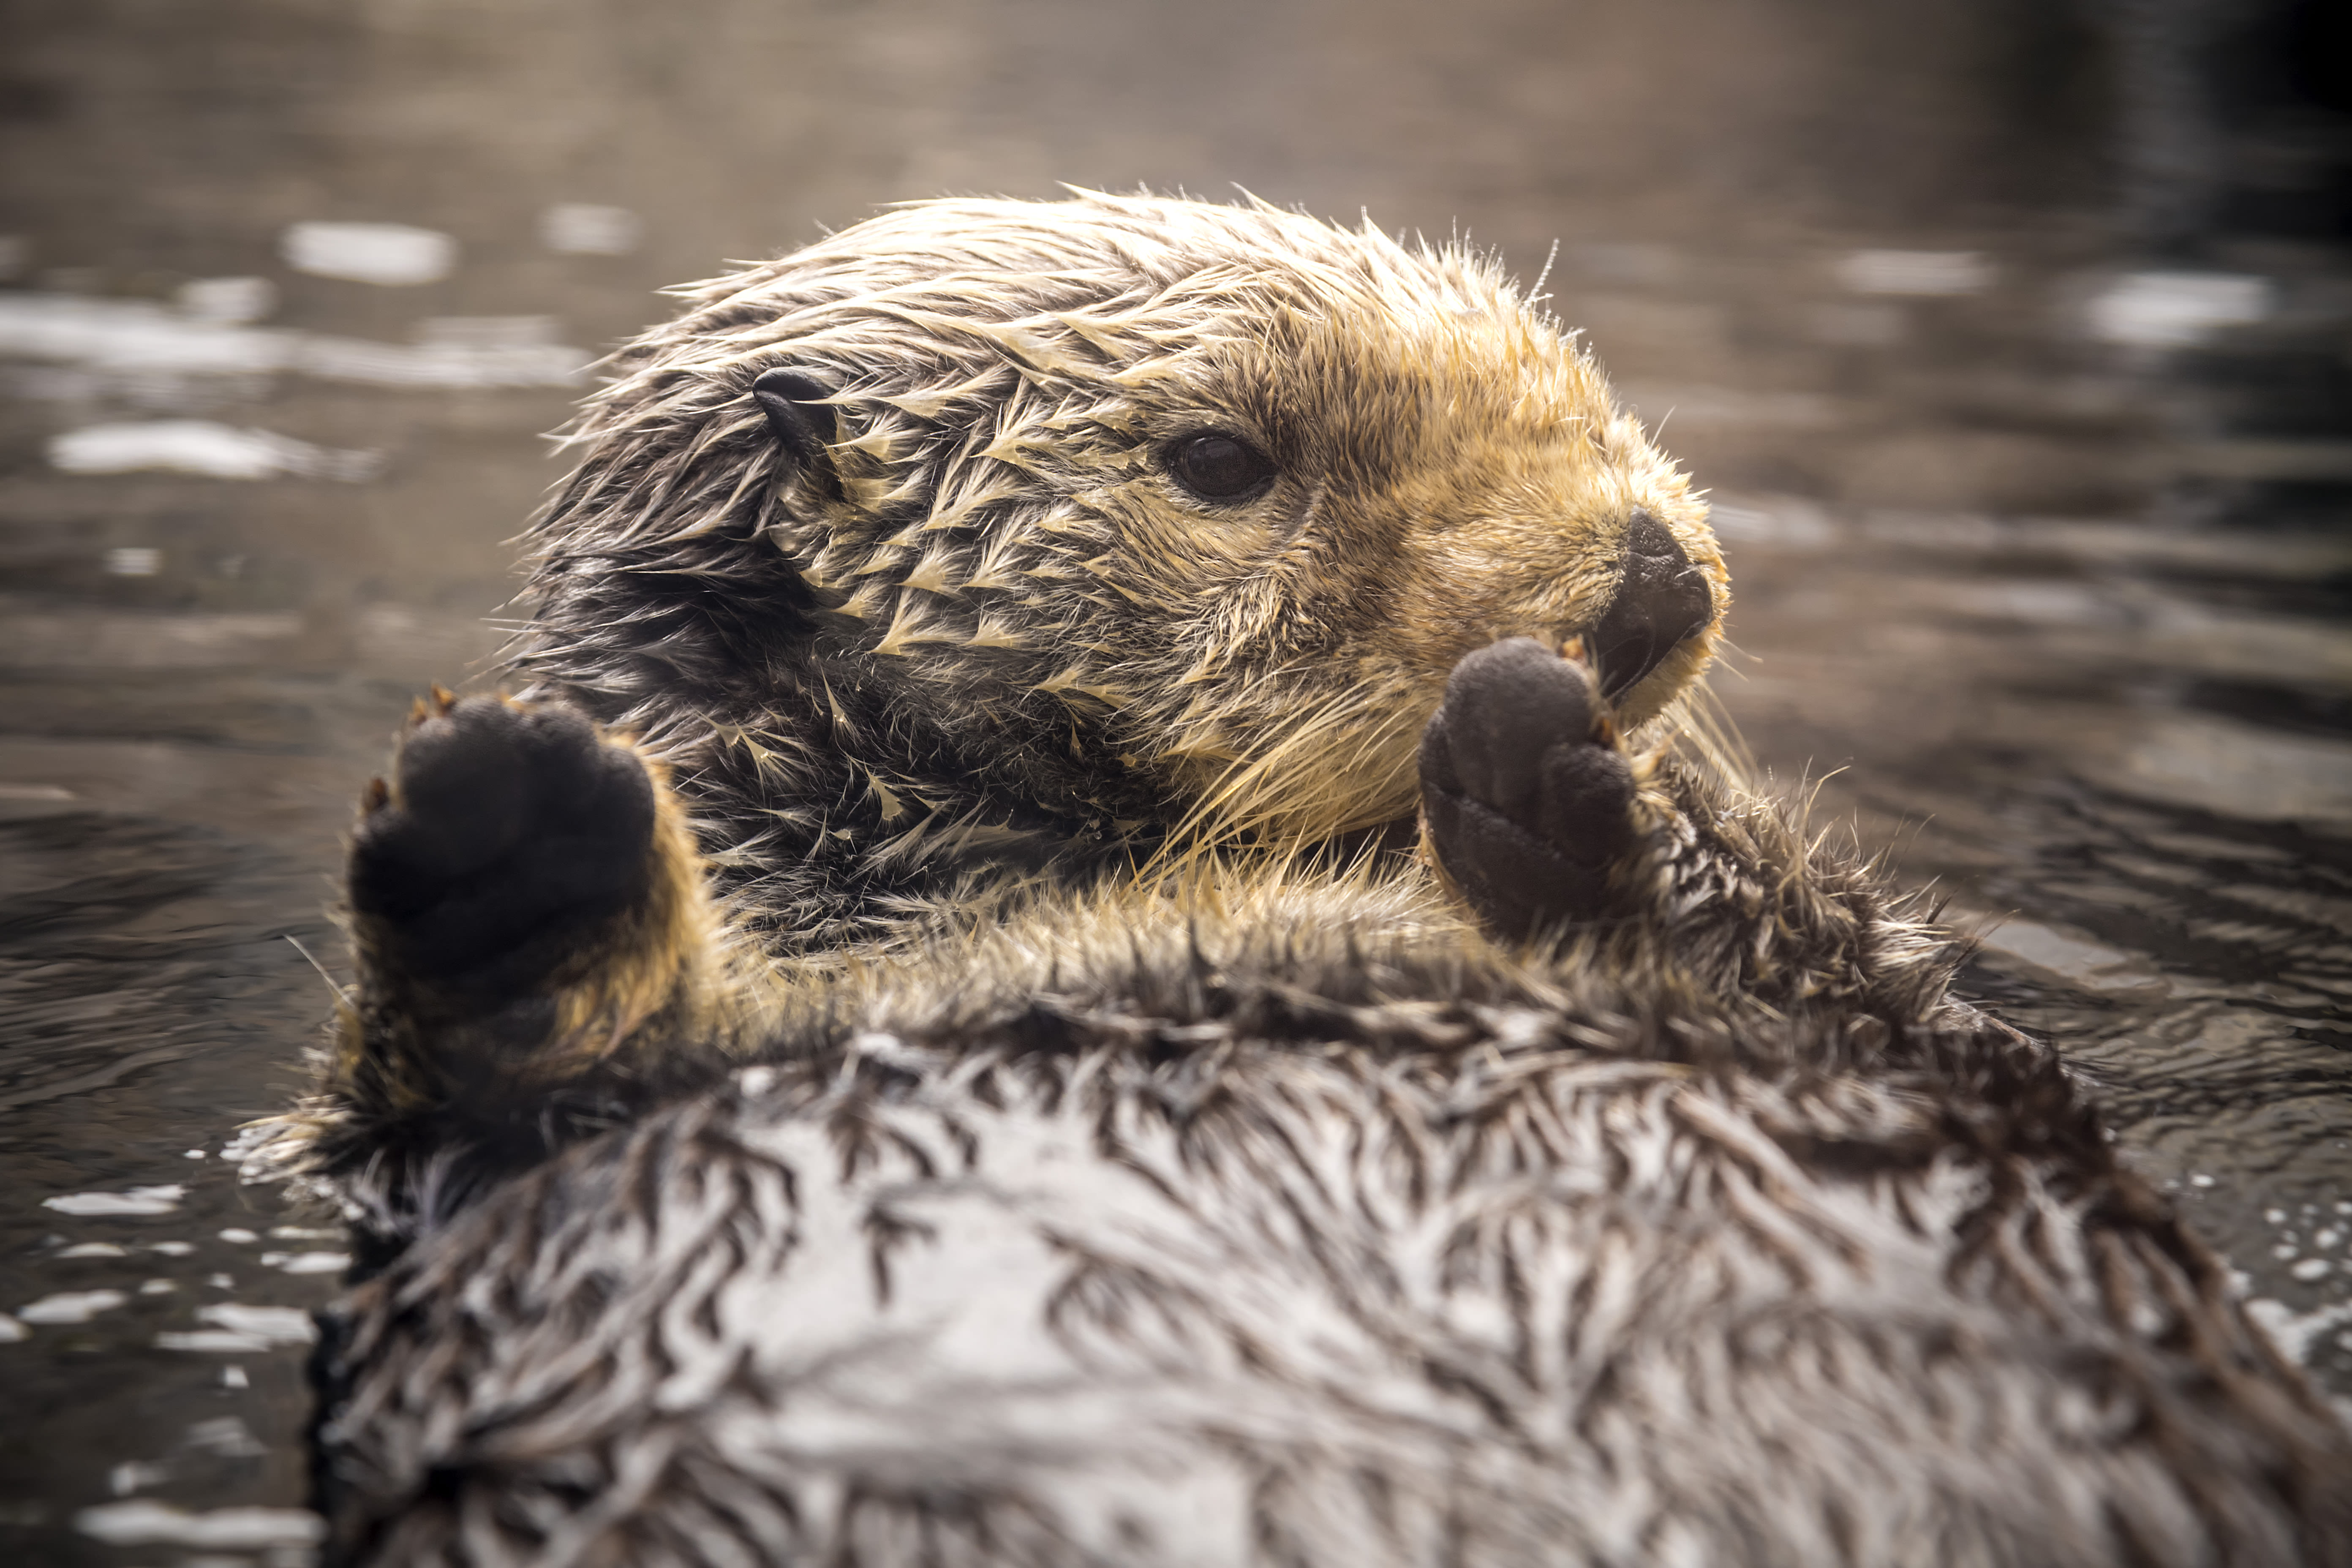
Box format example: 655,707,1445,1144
1588,509,1713,700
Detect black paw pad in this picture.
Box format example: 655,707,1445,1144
350,698,655,994
1419,638,1638,940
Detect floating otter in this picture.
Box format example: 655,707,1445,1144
255,195,2350,1566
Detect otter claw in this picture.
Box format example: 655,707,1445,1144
1419,637,1639,941
406,684,460,729
350,697,656,998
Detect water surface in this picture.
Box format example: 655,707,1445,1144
3,3,2347,1562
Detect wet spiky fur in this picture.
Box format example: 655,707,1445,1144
508,193,1723,950
250,194,2352,1567
316,879,2350,1568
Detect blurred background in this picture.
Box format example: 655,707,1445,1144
1,0,2347,1560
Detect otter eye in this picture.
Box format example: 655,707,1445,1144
1167,432,1277,503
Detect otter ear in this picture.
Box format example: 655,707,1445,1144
749,368,840,494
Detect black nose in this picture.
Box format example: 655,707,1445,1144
1587,510,1713,700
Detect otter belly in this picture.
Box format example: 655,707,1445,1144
309,889,2349,1568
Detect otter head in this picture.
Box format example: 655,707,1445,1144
532,193,1724,853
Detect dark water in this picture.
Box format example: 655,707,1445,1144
3,1,2348,1562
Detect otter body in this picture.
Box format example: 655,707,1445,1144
259,196,2349,1565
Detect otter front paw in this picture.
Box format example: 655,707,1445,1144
350,693,655,1000
1418,637,1639,941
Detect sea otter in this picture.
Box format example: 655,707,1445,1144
253,194,2351,1566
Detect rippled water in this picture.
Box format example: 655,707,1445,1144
3,2,2348,1562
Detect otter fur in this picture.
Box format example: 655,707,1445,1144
251,194,2351,1567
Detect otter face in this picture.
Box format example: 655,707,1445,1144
549,193,1725,849
1096,283,1725,842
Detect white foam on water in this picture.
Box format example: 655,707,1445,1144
262,1251,349,1275
2087,272,2272,348
196,1302,318,1345
0,292,590,389
43,1184,185,1217
49,421,382,482
74,1500,325,1549
280,220,454,285
0,294,294,374
154,1330,272,1353
17,1289,128,1325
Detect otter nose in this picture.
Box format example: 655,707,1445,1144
1587,509,1712,700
